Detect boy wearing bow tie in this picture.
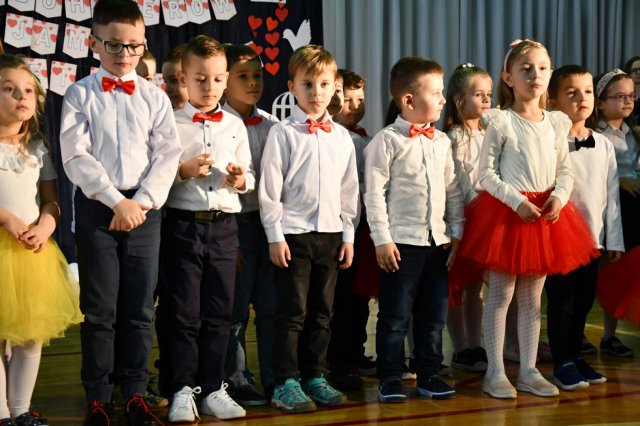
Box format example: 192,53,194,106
363,57,463,403
220,44,279,407
59,1,181,424
158,35,253,423
544,65,624,391
259,45,359,414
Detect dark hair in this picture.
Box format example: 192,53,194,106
548,64,591,100
384,100,401,126
92,0,144,31
587,71,635,129
182,35,225,68
223,43,260,71
442,63,491,135
623,56,640,75
163,44,187,64
389,57,443,107
339,68,365,90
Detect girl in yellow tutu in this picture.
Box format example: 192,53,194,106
0,54,83,426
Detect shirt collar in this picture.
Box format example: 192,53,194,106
222,102,258,120
291,105,332,125
600,120,630,136
183,101,222,120
96,66,138,83
393,115,435,137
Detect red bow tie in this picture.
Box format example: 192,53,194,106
306,118,332,134
409,124,435,139
347,126,368,137
193,111,223,123
243,116,263,126
102,77,136,95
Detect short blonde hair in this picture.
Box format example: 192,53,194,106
288,44,337,81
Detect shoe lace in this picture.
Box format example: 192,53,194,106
16,412,47,426
127,393,164,425
88,401,110,426
175,386,201,417
210,382,240,408
281,381,309,403
308,378,339,398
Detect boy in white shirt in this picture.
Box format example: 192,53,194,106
364,57,464,403
259,45,359,414
159,35,252,423
59,1,182,424
545,64,624,391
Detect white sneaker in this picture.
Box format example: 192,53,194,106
201,382,246,419
516,368,559,397
168,386,201,423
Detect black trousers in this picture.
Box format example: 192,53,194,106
272,232,342,384
545,257,601,367
158,210,238,394
75,190,160,403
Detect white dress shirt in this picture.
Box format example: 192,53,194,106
259,105,360,244
222,103,278,213
363,115,464,247
60,67,182,209
597,120,639,180
479,109,574,211
448,125,485,205
166,102,255,213
568,132,624,251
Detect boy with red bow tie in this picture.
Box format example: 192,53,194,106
59,1,181,424
259,45,359,414
364,57,464,403
158,35,253,423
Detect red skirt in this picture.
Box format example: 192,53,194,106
455,190,600,279
597,246,640,325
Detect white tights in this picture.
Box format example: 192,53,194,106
483,271,545,381
0,340,42,419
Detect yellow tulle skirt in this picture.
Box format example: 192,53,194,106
0,230,83,345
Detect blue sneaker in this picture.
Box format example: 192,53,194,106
302,376,347,406
271,378,317,414
575,358,607,384
416,375,456,399
552,361,589,391
377,379,407,403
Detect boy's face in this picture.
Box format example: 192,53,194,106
404,73,445,124
225,58,263,110
90,21,146,77
462,75,492,120
335,86,365,127
135,58,156,82
596,78,635,122
162,61,188,109
181,53,228,112
289,68,336,120
549,73,594,124
327,80,343,116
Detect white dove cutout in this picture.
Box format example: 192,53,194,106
283,19,312,51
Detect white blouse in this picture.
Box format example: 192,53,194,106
448,125,485,205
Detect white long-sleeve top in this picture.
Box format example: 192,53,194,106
363,115,464,247
478,109,574,211
166,102,254,213
448,125,485,205
60,67,181,209
597,120,639,180
568,132,624,252
259,105,360,244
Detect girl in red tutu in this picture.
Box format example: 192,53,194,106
456,40,599,399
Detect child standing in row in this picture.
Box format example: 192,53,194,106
161,44,189,110
456,39,598,399
0,54,83,426
136,49,156,82
260,45,359,414
365,57,464,403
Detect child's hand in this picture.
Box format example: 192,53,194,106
376,242,401,272
110,199,149,232
269,241,291,268
516,199,542,223
542,195,562,223
1,213,29,242
225,163,246,190
607,250,623,262
179,154,214,180
19,222,54,253
444,237,461,270
338,242,354,269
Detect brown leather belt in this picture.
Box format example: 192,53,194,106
166,208,232,223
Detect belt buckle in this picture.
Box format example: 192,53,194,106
194,211,215,222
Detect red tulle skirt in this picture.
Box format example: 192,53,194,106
597,246,640,325
455,190,600,281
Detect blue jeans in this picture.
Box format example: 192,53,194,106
226,212,276,389
376,243,449,381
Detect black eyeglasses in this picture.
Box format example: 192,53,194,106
604,92,638,103
92,34,146,56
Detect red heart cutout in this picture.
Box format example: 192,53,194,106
162,0,168,8
26,27,33,35
266,17,278,31
7,19,17,28
50,34,57,42
83,0,90,6
33,25,43,34
137,0,143,5
252,31,257,37
154,4,160,11
66,28,70,35
249,43,263,55
278,2,285,8
202,1,208,9
41,69,48,77
69,74,76,83
265,32,280,46
275,6,288,22
265,47,279,61
84,38,89,46
179,3,186,11
186,0,191,5
57,0,62,4
248,16,263,31
265,62,280,76
52,67,62,75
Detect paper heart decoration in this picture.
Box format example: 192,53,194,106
275,5,288,22
179,3,186,11
265,62,279,76
162,0,168,7
265,47,279,61
51,34,57,41
69,74,76,82
248,43,263,55
248,16,262,31
26,27,32,35
33,25,43,33
83,0,90,5
202,1,208,9
265,32,280,46
154,4,160,11
52,66,62,75
186,0,191,5
266,17,278,31
7,19,18,27
57,0,62,4
41,69,48,77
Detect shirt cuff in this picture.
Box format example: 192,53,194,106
370,227,393,247
342,228,355,244
265,226,285,243
507,192,528,212
132,192,153,209
96,187,126,210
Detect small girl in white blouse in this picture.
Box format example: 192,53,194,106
0,54,82,425
442,63,493,374
455,40,598,399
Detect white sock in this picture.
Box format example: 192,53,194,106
0,340,9,419
8,341,42,418
483,271,516,380
515,275,545,375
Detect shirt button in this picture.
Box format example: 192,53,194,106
205,124,209,128
207,143,211,147
209,186,213,191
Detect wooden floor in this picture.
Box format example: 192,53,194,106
34,298,640,425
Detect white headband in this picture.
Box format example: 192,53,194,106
502,39,544,73
596,69,626,98
461,63,475,69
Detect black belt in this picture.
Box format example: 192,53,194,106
166,208,232,223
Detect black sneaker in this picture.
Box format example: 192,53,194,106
327,367,363,391
0,418,15,425
232,383,268,406
14,413,47,426
552,361,589,391
377,379,407,403
83,402,112,426
264,383,275,402
355,355,377,376
124,394,162,425
580,335,597,355
575,358,607,384
600,336,634,358
416,376,456,399
453,347,488,372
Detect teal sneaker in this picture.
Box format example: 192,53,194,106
271,378,317,414
302,376,347,406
